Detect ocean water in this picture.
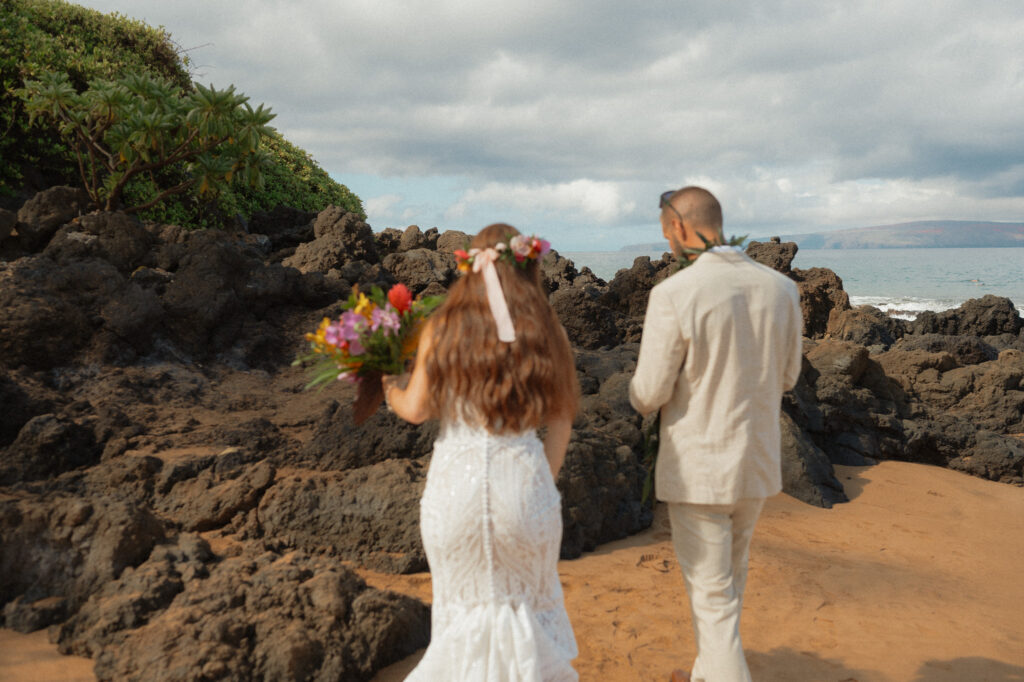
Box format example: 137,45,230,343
563,247,1024,320
562,249,667,280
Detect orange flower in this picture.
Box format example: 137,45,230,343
388,283,412,313
454,249,472,273
402,318,424,357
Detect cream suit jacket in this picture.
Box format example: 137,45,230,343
629,249,803,505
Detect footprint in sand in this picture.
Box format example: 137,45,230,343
636,553,673,573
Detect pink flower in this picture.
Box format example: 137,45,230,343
509,234,550,260
509,234,532,258
371,306,401,334
324,322,345,347
339,311,367,354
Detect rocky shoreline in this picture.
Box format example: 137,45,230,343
1,188,1022,680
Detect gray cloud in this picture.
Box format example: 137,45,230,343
72,0,1024,244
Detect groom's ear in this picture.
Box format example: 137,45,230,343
661,214,678,240
665,217,685,244
675,219,687,242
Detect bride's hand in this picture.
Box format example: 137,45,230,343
382,373,410,412
385,323,434,424
382,373,410,392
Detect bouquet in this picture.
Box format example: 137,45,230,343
295,283,443,424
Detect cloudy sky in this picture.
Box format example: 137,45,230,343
75,0,1024,251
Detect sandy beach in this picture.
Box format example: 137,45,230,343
369,461,1024,682
3,461,1022,682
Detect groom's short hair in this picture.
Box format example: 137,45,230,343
668,186,723,234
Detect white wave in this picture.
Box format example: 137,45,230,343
850,295,1024,320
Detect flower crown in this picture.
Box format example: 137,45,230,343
453,234,551,273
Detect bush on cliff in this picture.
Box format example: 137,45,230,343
0,0,363,224
222,132,363,218
0,0,189,196
19,71,277,215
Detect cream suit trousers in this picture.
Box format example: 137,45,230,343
668,497,765,682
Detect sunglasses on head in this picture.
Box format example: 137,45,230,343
660,190,685,221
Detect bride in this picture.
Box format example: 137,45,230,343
383,223,580,681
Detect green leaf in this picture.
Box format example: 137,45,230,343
3,3,358,224
674,233,746,272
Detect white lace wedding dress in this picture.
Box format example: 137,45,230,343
405,420,578,681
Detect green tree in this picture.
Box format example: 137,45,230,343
18,71,276,213
0,0,190,198
3,0,363,226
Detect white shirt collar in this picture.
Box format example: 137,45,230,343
707,245,744,254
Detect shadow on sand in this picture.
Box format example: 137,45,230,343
832,464,877,502
912,657,1024,682
582,501,673,556
747,646,882,681
370,649,424,681
747,648,1024,682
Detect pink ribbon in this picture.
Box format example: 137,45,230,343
472,248,516,343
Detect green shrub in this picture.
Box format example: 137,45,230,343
1,0,363,225
19,71,276,213
0,0,189,198
223,133,364,217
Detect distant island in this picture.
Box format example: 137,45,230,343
621,220,1024,251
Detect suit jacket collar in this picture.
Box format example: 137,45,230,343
691,248,754,267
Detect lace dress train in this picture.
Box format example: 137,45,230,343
405,421,578,682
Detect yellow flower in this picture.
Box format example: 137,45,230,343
354,293,374,319
306,317,331,351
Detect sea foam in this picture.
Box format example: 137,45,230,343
850,295,1024,320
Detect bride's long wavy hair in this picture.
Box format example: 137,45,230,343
426,223,579,434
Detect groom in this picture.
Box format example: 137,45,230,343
629,187,803,682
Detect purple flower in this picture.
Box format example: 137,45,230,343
324,322,345,347
331,311,366,355
371,305,401,335
339,311,367,339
